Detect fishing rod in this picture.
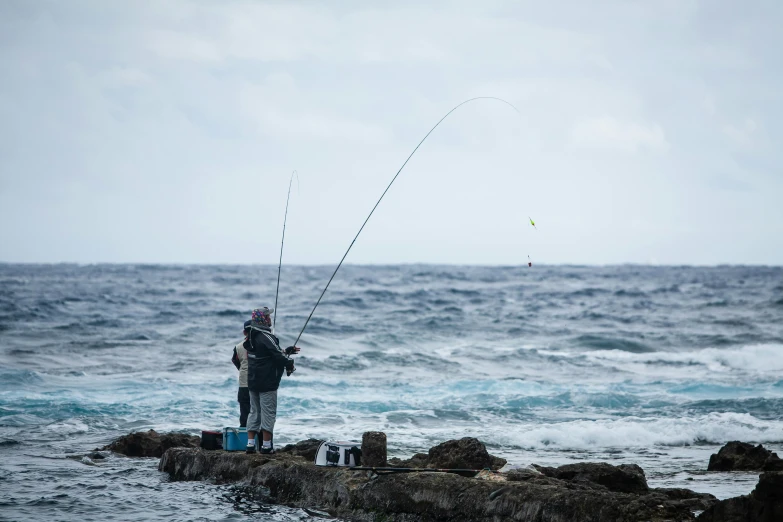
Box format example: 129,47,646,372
293,96,520,346
273,170,299,334
347,466,500,476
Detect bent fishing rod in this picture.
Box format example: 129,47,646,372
273,170,299,334
293,97,520,346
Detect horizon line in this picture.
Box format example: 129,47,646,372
1,261,781,269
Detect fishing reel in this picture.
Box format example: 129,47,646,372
284,346,299,376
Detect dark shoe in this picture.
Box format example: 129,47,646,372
245,445,256,454
259,446,275,455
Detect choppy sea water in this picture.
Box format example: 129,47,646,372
1,264,782,521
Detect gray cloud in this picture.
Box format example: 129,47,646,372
1,0,780,264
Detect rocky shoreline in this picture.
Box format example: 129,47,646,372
102,431,782,521
159,445,718,521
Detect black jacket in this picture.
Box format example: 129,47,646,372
245,327,293,393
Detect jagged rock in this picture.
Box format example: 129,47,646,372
697,471,783,521
707,441,783,472
764,458,783,471
388,452,429,468
102,429,200,458
387,438,506,472
277,438,323,462
362,431,387,467
534,462,649,494
658,488,720,513
159,444,717,521
427,437,507,471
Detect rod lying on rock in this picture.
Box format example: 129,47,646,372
348,466,499,475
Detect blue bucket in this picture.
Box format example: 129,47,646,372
222,427,251,451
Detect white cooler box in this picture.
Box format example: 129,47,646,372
314,441,362,467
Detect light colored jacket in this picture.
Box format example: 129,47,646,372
234,342,248,388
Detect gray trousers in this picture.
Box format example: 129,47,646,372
247,390,277,435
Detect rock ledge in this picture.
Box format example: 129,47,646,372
103,429,200,457
159,439,716,522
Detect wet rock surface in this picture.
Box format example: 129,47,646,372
159,438,717,521
102,429,200,458
427,437,507,471
707,441,783,472
388,437,506,472
533,462,649,494
388,452,429,469
277,438,323,462
696,471,783,522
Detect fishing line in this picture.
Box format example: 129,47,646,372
294,97,520,346
273,170,299,333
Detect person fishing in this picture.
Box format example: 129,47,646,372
230,321,252,427
244,307,300,454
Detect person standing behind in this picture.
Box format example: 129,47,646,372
231,320,252,427
245,307,300,454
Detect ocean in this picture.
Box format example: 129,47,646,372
1,263,782,521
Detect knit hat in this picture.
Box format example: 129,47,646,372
250,307,273,328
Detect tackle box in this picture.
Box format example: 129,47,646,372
314,441,362,467
200,430,223,450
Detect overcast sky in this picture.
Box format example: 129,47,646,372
1,0,781,265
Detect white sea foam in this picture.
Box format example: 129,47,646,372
531,344,783,384
585,344,783,374
47,419,90,435
500,412,783,449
